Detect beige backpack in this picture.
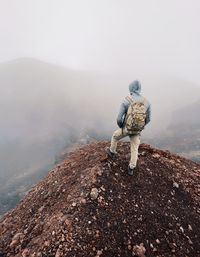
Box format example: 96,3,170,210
125,96,146,134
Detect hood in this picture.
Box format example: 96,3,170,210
129,80,141,94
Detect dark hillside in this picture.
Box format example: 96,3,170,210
0,142,200,257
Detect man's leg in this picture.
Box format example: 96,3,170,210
129,134,141,169
110,128,127,153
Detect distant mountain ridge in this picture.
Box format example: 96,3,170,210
150,100,200,163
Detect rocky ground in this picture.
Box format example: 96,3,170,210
0,141,200,257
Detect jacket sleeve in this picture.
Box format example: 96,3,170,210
145,104,151,125
117,102,127,128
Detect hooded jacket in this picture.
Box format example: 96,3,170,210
117,80,151,128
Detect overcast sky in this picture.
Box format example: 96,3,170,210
0,0,200,84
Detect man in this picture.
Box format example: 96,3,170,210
106,80,151,176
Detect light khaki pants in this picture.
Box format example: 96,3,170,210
110,127,140,169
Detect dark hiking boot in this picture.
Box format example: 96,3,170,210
106,147,116,159
128,166,136,176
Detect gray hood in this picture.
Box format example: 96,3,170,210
129,80,141,94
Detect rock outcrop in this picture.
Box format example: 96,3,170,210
0,142,200,257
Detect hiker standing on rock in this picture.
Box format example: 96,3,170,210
106,80,151,175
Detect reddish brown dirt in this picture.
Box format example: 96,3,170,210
0,142,200,257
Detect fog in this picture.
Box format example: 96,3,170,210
0,1,200,214
0,58,199,185
0,1,200,83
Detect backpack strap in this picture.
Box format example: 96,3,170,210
126,95,147,106
125,96,134,104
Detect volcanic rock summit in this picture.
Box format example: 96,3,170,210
0,142,200,257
